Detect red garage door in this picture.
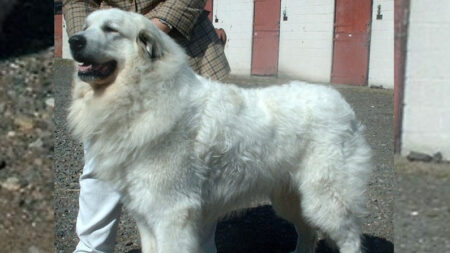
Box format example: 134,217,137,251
54,1,63,58
251,0,281,76
205,0,213,22
331,0,372,85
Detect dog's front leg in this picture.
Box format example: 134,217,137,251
135,218,157,253
153,209,203,253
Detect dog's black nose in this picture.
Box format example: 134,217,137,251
69,35,87,52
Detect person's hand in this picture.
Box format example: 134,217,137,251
215,28,227,45
151,18,171,34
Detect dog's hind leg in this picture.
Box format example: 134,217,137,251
271,189,317,253
295,141,370,253
299,185,363,253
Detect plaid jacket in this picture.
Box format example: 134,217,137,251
62,0,230,80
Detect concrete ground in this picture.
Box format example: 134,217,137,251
54,59,394,253
395,156,450,253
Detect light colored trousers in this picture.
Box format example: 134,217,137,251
74,144,217,253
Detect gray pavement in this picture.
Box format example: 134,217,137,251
54,58,394,253
395,156,450,253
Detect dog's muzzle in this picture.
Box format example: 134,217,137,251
68,34,89,63
69,35,87,53
68,34,117,83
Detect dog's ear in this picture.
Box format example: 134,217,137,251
137,29,163,60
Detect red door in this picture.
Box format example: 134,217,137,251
251,0,281,76
205,0,213,22
331,0,372,85
54,1,63,58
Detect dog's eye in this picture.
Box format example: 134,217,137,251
103,26,119,33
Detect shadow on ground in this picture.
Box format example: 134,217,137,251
0,0,53,59
125,206,393,253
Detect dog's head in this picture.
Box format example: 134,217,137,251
69,9,173,86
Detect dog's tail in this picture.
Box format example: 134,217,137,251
340,120,373,217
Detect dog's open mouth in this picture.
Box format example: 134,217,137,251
77,60,117,82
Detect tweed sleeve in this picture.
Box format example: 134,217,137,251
62,0,101,37
145,0,206,39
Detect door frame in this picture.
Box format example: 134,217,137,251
394,0,410,152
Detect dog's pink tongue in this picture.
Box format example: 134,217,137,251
78,63,93,72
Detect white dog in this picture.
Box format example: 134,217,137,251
68,9,372,253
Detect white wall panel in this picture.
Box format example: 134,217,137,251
402,1,450,159
368,0,394,88
213,0,254,75
278,0,335,83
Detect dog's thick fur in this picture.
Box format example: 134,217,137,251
68,9,372,253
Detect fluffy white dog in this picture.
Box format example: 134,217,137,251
68,9,372,253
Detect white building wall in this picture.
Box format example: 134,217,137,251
62,1,393,87
277,0,335,83
212,0,254,76
368,0,394,89
62,18,72,59
402,1,450,159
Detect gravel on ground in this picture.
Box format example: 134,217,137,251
0,49,54,253
0,1,54,251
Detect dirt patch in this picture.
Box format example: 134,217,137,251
0,49,54,252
